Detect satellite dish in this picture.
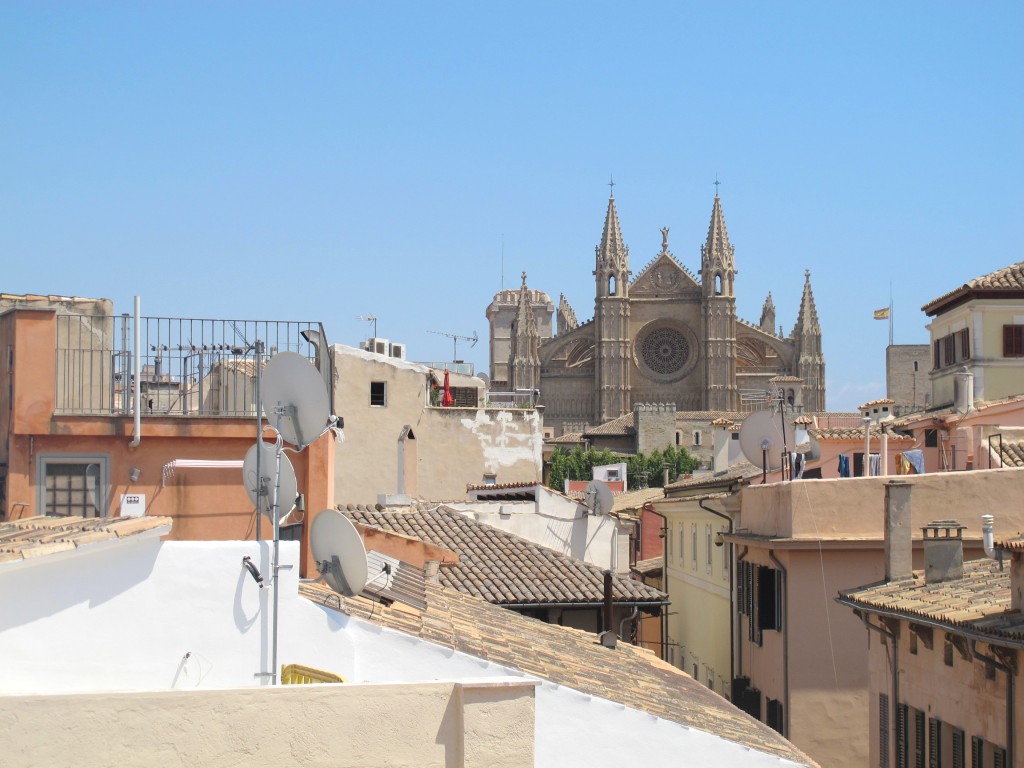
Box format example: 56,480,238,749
262,352,331,449
583,479,615,516
242,441,297,521
738,410,787,471
311,510,368,597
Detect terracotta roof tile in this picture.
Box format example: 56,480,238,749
0,515,172,564
583,412,635,436
923,261,1024,315
300,580,815,765
994,438,1024,468
858,398,895,409
547,431,585,444
839,559,1024,644
809,427,914,442
341,505,665,607
664,463,760,491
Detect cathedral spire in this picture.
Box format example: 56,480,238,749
596,193,629,273
760,291,776,333
700,193,736,298
703,194,732,260
509,272,541,392
792,270,821,337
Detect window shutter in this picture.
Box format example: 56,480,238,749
737,561,746,615
934,340,941,369
915,710,926,768
767,698,785,735
928,718,941,768
879,693,890,768
951,728,964,768
960,328,970,360
971,736,983,768
896,703,908,768
993,747,1006,768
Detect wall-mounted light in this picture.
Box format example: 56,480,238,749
129,467,141,483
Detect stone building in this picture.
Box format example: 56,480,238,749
486,193,826,436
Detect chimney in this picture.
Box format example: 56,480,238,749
599,569,617,649
424,560,441,584
711,419,733,472
922,521,965,584
884,481,913,581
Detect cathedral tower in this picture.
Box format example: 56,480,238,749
508,272,542,393
700,194,738,410
593,193,631,422
792,270,826,411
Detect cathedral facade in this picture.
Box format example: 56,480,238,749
486,193,825,436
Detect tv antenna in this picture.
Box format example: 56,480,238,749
428,329,478,362
583,479,615,517
244,348,337,686
357,315,377,338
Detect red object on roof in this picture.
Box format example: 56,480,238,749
441,368,454,407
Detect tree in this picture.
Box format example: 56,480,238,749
546,444,698,491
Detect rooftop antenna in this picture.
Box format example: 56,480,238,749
428,329,478,363
357,315,377,339
501,234,505,292
245,349,337,686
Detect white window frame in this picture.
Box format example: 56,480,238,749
691,523,698,570
37,454,109,518
370,381,387,407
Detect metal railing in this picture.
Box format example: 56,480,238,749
54,314,323,417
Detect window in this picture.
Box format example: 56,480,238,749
879,693,890,768
1003,324,1024,357
666,524,672,559
951,728,964,768
679,527,684,562
896,703,909,768
915,709,926,768
706,524,713,569
370,381,387,407
691,523,698,569
934,329,972,368
925,429,938,448
39,456,108,517
721,527,730,581
767,697,785,736
693,430,702,447
929,718,942,768
731,432,739,441
738,561,783,644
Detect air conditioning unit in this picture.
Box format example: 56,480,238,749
389,343,406,360
362,338,390,356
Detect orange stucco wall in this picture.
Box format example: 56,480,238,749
1,305,335,578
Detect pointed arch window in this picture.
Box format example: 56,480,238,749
609,275,617,296
714,274,723,295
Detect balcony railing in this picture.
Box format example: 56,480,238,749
54,314,323,417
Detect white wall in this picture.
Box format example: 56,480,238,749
0,537,803,766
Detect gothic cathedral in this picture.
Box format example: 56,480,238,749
486,193,825,436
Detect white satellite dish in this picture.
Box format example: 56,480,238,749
311,510,369,597
583,479,615,516
738,410,787,472
261,352,331,449
242,441,297,521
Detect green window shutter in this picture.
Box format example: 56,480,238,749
951,728,964,768
928,718,941,768
992,746,1006,768
879,693,890,768
896,703,909,768
970,735,982,768
915,710,926,768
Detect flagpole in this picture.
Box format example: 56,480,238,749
889,282,894,347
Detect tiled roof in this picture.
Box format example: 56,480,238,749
839,559,1024,645
610,487,665,513
922,261,1024,315
664,462,759,492
676,411,748,423
996,536,1024,552
340,505,666,606
809,427,914,442
465,480,538,492
547,431,585,444
632,556,663,575
584,412,635,436
0,515,172,565
792,415,814,425
994,438,1024,468
301,580,815,765
859,398,895,409
709,417,734,426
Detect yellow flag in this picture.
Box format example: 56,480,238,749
873,308,890,320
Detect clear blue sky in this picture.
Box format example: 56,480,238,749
2,2,1021,412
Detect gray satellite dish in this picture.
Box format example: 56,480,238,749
311,510,369,597
738,410,787,472
583,479,615,516
261,352,331,449
242,441,297,521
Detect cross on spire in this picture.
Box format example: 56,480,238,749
608,175,615,197
713,177,721,196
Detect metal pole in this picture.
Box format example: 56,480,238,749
255,341,263,542
271,431,283,686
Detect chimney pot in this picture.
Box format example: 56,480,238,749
922,520,965,584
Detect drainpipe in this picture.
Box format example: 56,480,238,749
643,501,670,662
700,497,735,686
859,612,899,768
129,296,142,448
736,545,749,690
769,549,790,737
970,640,1014,766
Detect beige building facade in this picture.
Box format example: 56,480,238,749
726,469,1024,768
332,344,543,505
487,194,826,436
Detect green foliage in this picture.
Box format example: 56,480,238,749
547,444,698,491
